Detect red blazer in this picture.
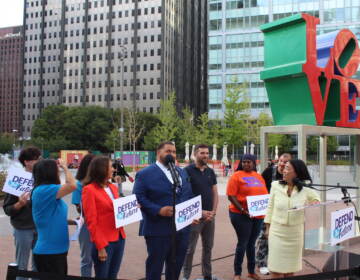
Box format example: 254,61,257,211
82,182,126,250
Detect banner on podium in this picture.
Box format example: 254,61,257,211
331,207,355,246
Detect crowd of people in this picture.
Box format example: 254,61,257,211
3,143,320,280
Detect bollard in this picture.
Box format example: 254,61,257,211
6,263,19,280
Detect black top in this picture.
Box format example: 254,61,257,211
112,161,129,177
3,193,35,230
261,165,283,192
185,164,217,211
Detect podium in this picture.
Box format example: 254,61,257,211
288,199,360,277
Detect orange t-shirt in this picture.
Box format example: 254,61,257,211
226,170,268,218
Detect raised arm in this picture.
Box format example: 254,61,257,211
56,159,77,199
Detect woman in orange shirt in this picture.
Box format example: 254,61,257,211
226,154,268,280
82,156,126,279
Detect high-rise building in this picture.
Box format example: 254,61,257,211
0,26,23,135
23,0,208,137
208,0,360,119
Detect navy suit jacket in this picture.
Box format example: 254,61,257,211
133,163,193,236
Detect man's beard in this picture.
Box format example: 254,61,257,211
197,158,208,166
160,154,174,165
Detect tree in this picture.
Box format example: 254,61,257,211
32,105,68,140
222,79,250,159
62,106,113,151
136,112,160,150
31,135,70,152
308,136,338,155
246,112,273,146
126,109,145,169
105,129,121,153
0,133,14,154
177,107,196,153
31,105,114,152
31,105,70,151
144,92,179,150
194,113,213,146
268,134,294,156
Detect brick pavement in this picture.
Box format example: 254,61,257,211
2,195,352,280
2,183,360,279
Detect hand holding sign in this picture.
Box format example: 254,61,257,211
113,195,143,228
159,206,174,217
14,192,31,210
2,167,34,197
175,196,202,231
202,210,216,222
246,194,270,217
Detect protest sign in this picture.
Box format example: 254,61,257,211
175,195,202,231
2,167,33,197
331,207,355,246
69,217,84,241
246,194,270,217
113,194,142,228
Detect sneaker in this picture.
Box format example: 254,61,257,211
259,267,270,275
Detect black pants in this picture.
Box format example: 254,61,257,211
33,252,68,276
145,232,190,280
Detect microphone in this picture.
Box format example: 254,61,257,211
292,178,312,188
164,155,181,187
164,154,175,166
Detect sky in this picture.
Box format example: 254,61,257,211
0,0,24,28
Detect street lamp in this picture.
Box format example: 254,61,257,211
12,129,18,148
119,45,128,153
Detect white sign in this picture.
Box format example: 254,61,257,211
246,194,270,217
175,195,202,231
330,207,355,246
69,217,84,241
2,167,33,197
113,194,142,228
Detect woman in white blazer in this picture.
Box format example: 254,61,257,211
264,159,320,278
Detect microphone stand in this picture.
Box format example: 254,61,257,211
167,161,181,280
304,182,360,221
306,183,359,190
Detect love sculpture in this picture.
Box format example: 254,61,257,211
260,13,360,128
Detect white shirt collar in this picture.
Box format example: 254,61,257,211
156,160,182,185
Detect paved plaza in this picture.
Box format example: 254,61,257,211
1,166,360,279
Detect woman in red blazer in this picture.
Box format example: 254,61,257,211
82,156,126,279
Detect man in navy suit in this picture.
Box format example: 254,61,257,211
133,141,193,280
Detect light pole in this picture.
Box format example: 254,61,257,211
12,129,18,148
119,45,127,154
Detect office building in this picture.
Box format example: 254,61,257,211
0,26,23,135
23,0,208,137
208,0,360,119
